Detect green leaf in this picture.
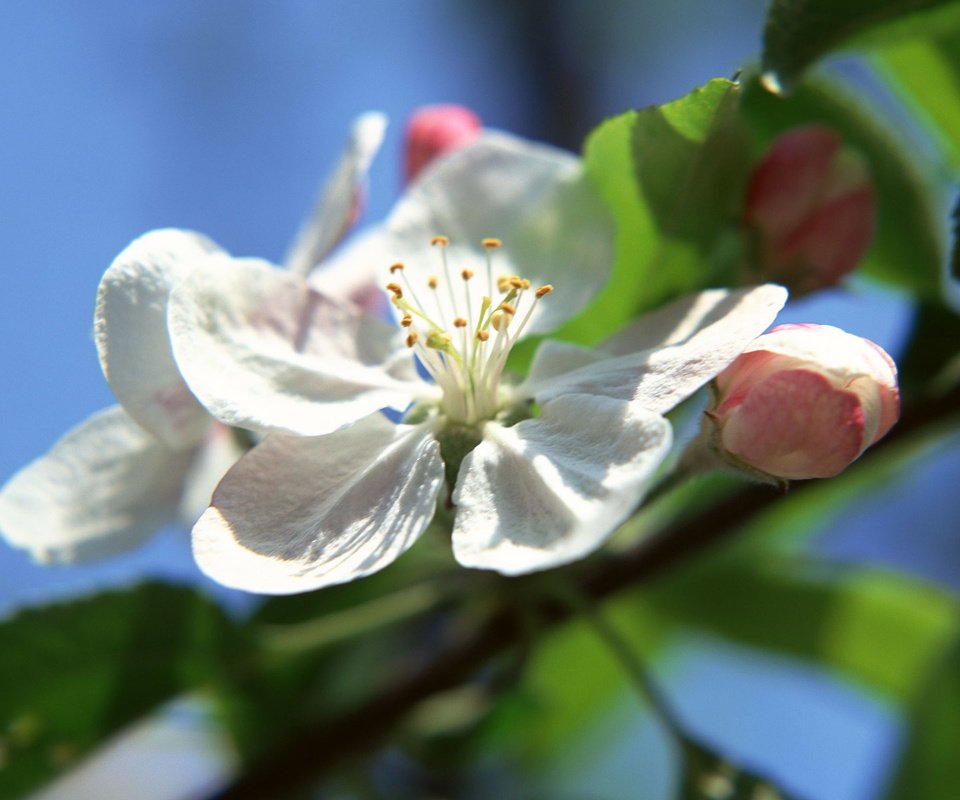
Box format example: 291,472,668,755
761,0,959,93
0,583,239,798
740,75,945,299
898,300,960,395
646,557,959,701
872,32,960,172
552,79,751,347
885,641,960,799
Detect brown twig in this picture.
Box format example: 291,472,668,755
212,385,960,800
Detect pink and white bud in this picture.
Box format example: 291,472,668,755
404,104,482,183
704,323,900,481
743,125,875,294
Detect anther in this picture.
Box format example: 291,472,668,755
482,238,502,249
476,330,490,342
385,282,403,298
496,275,511,293
400,314,413,327
499,303,516,315
389,262,404,273
453,317,468,328
535,284,554,298
509,276,524,290
492,310,512,331
431,235,450,246
406,331,419,347
461,269,474,281
427,276,439,289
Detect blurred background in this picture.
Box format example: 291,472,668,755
1,2,956,798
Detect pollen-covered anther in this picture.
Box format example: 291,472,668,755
405,331,419,348
476,330,490,342
385,282,403,298
499,303,516,315
431,235,450,247
427,276,439,289
535,284,554,298
461,269,474,281
482,238,502,249
389,262,404,274
453,317,468,328
496,275,512,293
400,314,413,327
509,277,525,290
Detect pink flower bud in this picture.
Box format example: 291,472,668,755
743,125,875,294
404,104,482,183
706,323,900,480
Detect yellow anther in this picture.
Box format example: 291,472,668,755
492,310,513,331
509,276,524,290
535,284,554,298
385,282,403,298
427,276,439,289
496,275,512,293
499,303,516,315
389,262,404,273
476,330,490,342
453,317,468,328
400,314,413,327
520,278,531,289
482,238,502,249
406,331,419,348
431,235,450,246
461,269,474,281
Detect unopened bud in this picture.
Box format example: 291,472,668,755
743,125,875,294
404,105,483,184
701,324,899,481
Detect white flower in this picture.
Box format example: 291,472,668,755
0,113,387,564
165,132,788,593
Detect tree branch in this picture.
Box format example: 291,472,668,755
212,385,960,800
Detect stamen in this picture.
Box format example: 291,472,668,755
385,282,403,298
535,284,554,298
476,330,490,342
461,269,474,281
427,276,439,289
389,262,404,273
400,314,413,327
406,331,418,347
453,317,468,328
431,235,450,246
509,276,524,290
496,275,512,293
482,238,501,249
499,303,516,315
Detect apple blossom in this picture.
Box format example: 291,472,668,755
701,323,900,481
165,131,787,592
404,104,483,183
743,125,875,294
0,113,388,564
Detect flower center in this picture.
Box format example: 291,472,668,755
385,236,552,426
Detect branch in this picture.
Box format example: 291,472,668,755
212,385,960,800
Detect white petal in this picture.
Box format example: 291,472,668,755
373,131,614,334
95,229,222,448
192,415,444,594
452,394,672,575
169,257,431,436
176,423,249,527
0,407,193,564
524,285,788,413
285,112,388,276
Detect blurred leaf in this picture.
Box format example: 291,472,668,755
552,79,750,348
898,300,960,395
873,31,960,172
761,0,958,93
646,557,959,701
954,191,960,278
740,75,945,300
0,583,239,798
884,641,960,799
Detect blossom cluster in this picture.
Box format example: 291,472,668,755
0,109,899,594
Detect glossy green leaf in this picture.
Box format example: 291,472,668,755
885,642,960,799
552,79,751,348
740,75,945,299
761,0,957,93
0,583,239,798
